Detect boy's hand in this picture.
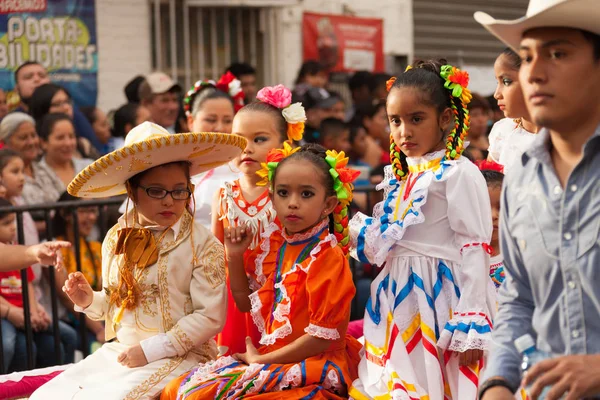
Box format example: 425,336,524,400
117,344,148,368
63,272,93,309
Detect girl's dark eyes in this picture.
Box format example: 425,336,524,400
412,117,422,123
254,136,268,143
276,189,288,197
301,191,314,198
550,51,566,60
389,117,400,125
502,78,512,86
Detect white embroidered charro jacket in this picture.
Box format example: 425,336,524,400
31,209,227,400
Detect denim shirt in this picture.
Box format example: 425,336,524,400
483,123,600,390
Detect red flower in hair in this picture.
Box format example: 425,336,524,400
449,67,469,88
216,71,245,112
386,77,397,92
476,159,504,173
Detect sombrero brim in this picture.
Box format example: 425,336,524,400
68,132,246,198
474,0,600,50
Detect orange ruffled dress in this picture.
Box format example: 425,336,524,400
161,220,361,399
216,180,277,355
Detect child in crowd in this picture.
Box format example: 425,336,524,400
0,198,76,372
183,72,244,228
480,167,505,290
318,117,352,154
349,60,495,399
31,122,245,399
162,143,361,399
467,93,492,161
52,191,106,353
212,84,305,356
110,103,151,151
488,48,539,173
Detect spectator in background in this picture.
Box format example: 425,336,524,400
13,61,102,152
23,114,92,208
316,117,351,154
467,93,491,161
124,75,146,104
355,100,390,169
293,60,328,99
347,70,374,121
110,103,151,152
52,192,105,354
29,83,100,160
302,87,343,142
80,106,112,154
0,113,40,181
371,72,393,100
226,62,258,103
138,72,182,134
0,89,8,121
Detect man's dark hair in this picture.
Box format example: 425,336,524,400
14,61,43,82
226,62,256,77
348,71,373,92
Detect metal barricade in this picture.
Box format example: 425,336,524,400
0,197,124,374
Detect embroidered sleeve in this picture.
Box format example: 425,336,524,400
165,237,227,356
437,161,494,352
81,224,117,321
304,245,355,340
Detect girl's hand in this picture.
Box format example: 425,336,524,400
459,348,484,367
233,337,262,365
63,272,93,309
117,344,148,368
224,224,253,258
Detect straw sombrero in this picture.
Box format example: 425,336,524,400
68,122,246,198
474,0,600,50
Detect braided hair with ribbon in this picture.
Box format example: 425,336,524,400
386,59,472,181
184,71,245,119
257,143,359,255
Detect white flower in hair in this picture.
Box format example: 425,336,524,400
228,80,242,97
282,103,307,125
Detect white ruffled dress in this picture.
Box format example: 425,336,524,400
349,149,495,400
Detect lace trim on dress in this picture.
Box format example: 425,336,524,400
405,148,446,166
305,323,340,340
437,310,493,352
349,161,458,266
253,222,280,287
322,368,342,393
282,218,329,244
249,290,265,335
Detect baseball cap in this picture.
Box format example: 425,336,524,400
138,72,182,100
302,87,341,110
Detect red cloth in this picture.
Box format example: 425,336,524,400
0,267,34,307
380,149,391,165
347,319,364,339
0,370,64,398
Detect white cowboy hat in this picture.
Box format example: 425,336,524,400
474,0,600,50
68,122,246,198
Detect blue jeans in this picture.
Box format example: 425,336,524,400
1,319,77,372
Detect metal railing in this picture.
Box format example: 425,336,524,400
0,186,381,373
0,197,124,374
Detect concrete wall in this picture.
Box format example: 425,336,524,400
95,0,152,112
277,0,413,87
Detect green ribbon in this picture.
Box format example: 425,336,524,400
325,155,349,201
267,161,279,182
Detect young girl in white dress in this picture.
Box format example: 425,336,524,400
349,60,495,400
488,48,539,173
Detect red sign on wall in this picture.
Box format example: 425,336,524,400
302,12,384,73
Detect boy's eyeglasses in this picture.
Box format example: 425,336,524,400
139,186,191,200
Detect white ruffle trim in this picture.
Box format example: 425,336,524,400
323,368,342,393
253,222,280,287
350,163,457,266
436,312,492,352
251,232,337,346
305,323,340,340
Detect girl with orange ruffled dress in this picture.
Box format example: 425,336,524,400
161,142,361,399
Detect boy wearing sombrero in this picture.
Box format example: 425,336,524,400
31,122,246,399
474,0,600,399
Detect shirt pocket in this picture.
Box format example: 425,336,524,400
577,180,600,258
508,191,560,272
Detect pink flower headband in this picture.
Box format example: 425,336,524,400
256,84,306,142
184,71,245,116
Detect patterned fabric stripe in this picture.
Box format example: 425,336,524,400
366,274,390,324
442,321,492,335
452,311,493,328
459,360,482,388
356,218,373,264
299,386,324,399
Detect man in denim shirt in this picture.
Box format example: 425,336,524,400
474,0,600,399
